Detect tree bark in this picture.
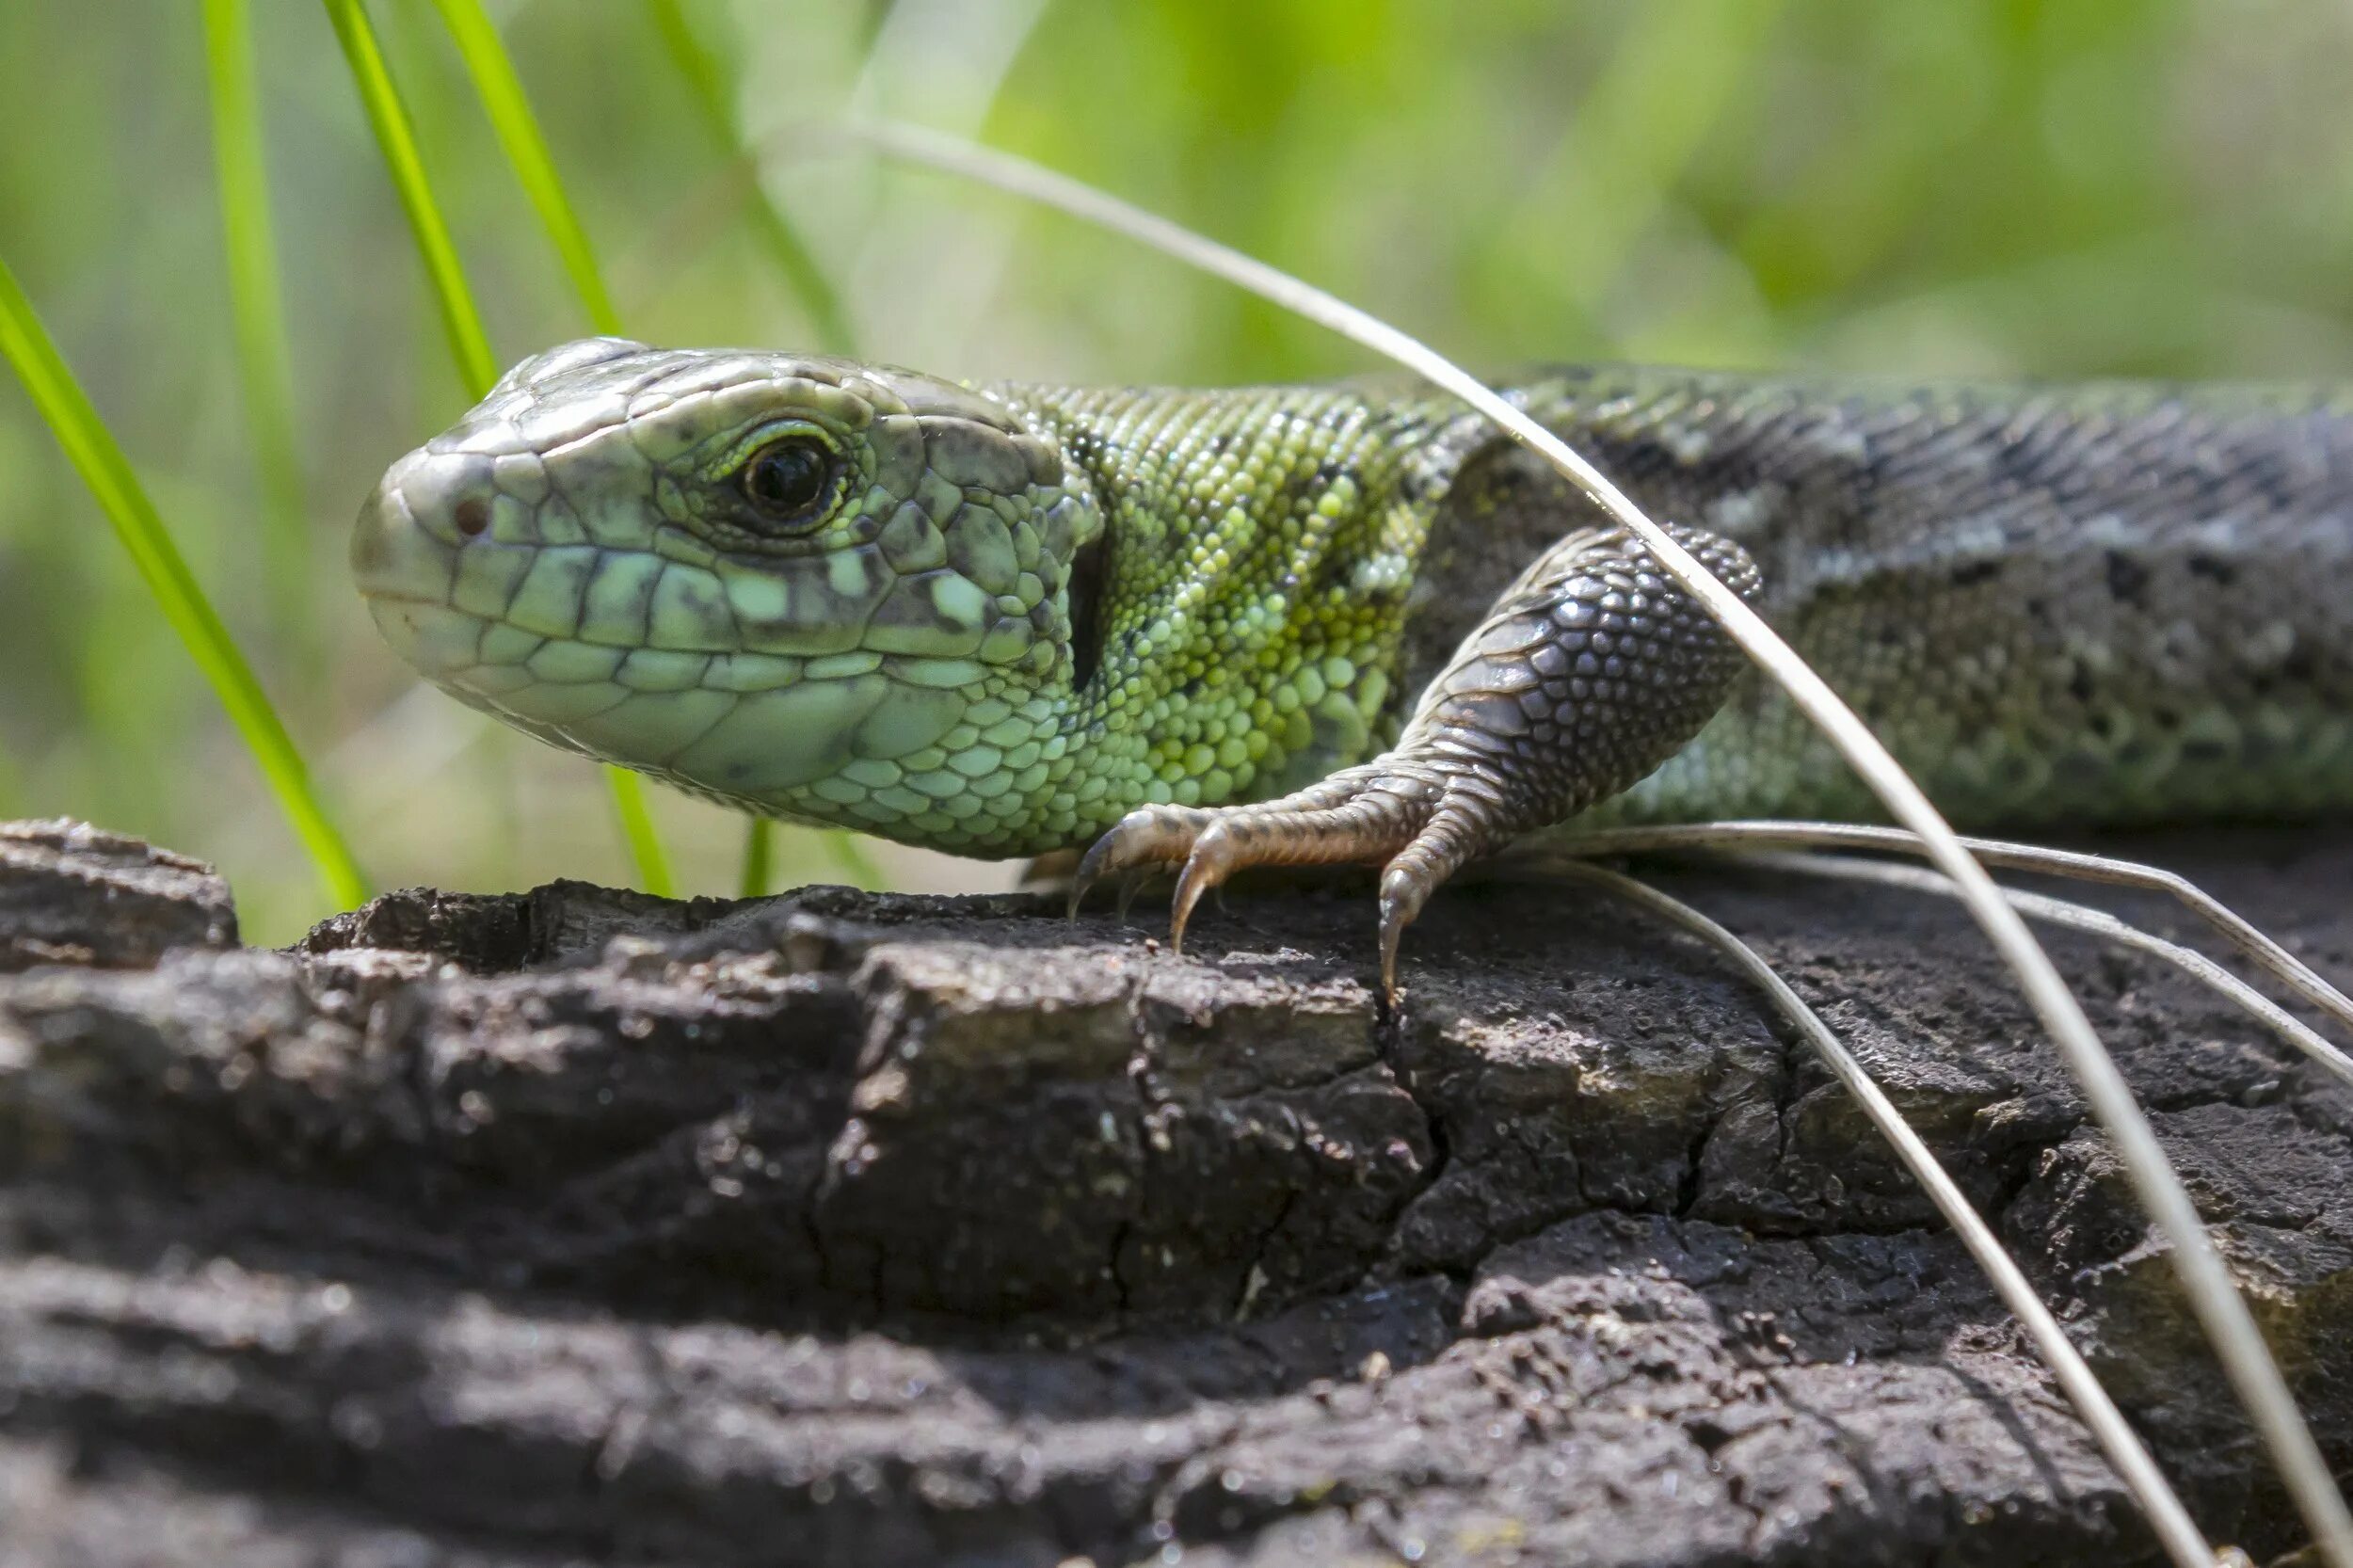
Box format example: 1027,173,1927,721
3,819,2350,1565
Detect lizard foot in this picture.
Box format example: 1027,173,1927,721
1072,760,1483,996
1075,520,1762,1000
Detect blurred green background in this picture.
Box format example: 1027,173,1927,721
6,0,2353,943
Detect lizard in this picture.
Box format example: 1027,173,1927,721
350,336,2353,989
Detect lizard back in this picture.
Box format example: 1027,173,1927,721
1393,369,2353,827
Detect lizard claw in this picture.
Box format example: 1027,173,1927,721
1169,821,1257,952
1070,805,1212,919
1073,769,1465,995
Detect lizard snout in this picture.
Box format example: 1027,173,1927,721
350,446,481,607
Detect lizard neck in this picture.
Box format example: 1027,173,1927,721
984,378,1481,829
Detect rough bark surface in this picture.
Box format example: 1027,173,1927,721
0,818,236,973
3,818,2351,1566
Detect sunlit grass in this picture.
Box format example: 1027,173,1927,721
738,817,774,899
323,0,674,898
429,0,622,337
642,0,854,353
0,253,368,908
320,0,496,398
201,0,312,673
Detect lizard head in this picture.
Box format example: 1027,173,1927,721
353,337,1106,853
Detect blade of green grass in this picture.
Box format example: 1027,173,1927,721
642,0,853,352
0,253,368,909
324,0,673,898
428,0,621,335
607,779,673,899
739,816,773,898
321,0,497,399
201,0,313,668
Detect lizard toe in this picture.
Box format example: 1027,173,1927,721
1069,805,1214,918
1377,792,1496,999
1119,766,1454,962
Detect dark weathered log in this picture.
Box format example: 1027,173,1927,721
0,818,235,972
2,818,2349,1565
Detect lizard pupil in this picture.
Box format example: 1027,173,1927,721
743,438,834,523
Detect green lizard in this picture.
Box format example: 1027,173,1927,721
352,338,2353,984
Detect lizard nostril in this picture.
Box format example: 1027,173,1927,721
453,498,490,537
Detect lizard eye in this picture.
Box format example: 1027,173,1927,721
740,435,839,529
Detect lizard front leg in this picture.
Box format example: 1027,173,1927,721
1074,520,1764,995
